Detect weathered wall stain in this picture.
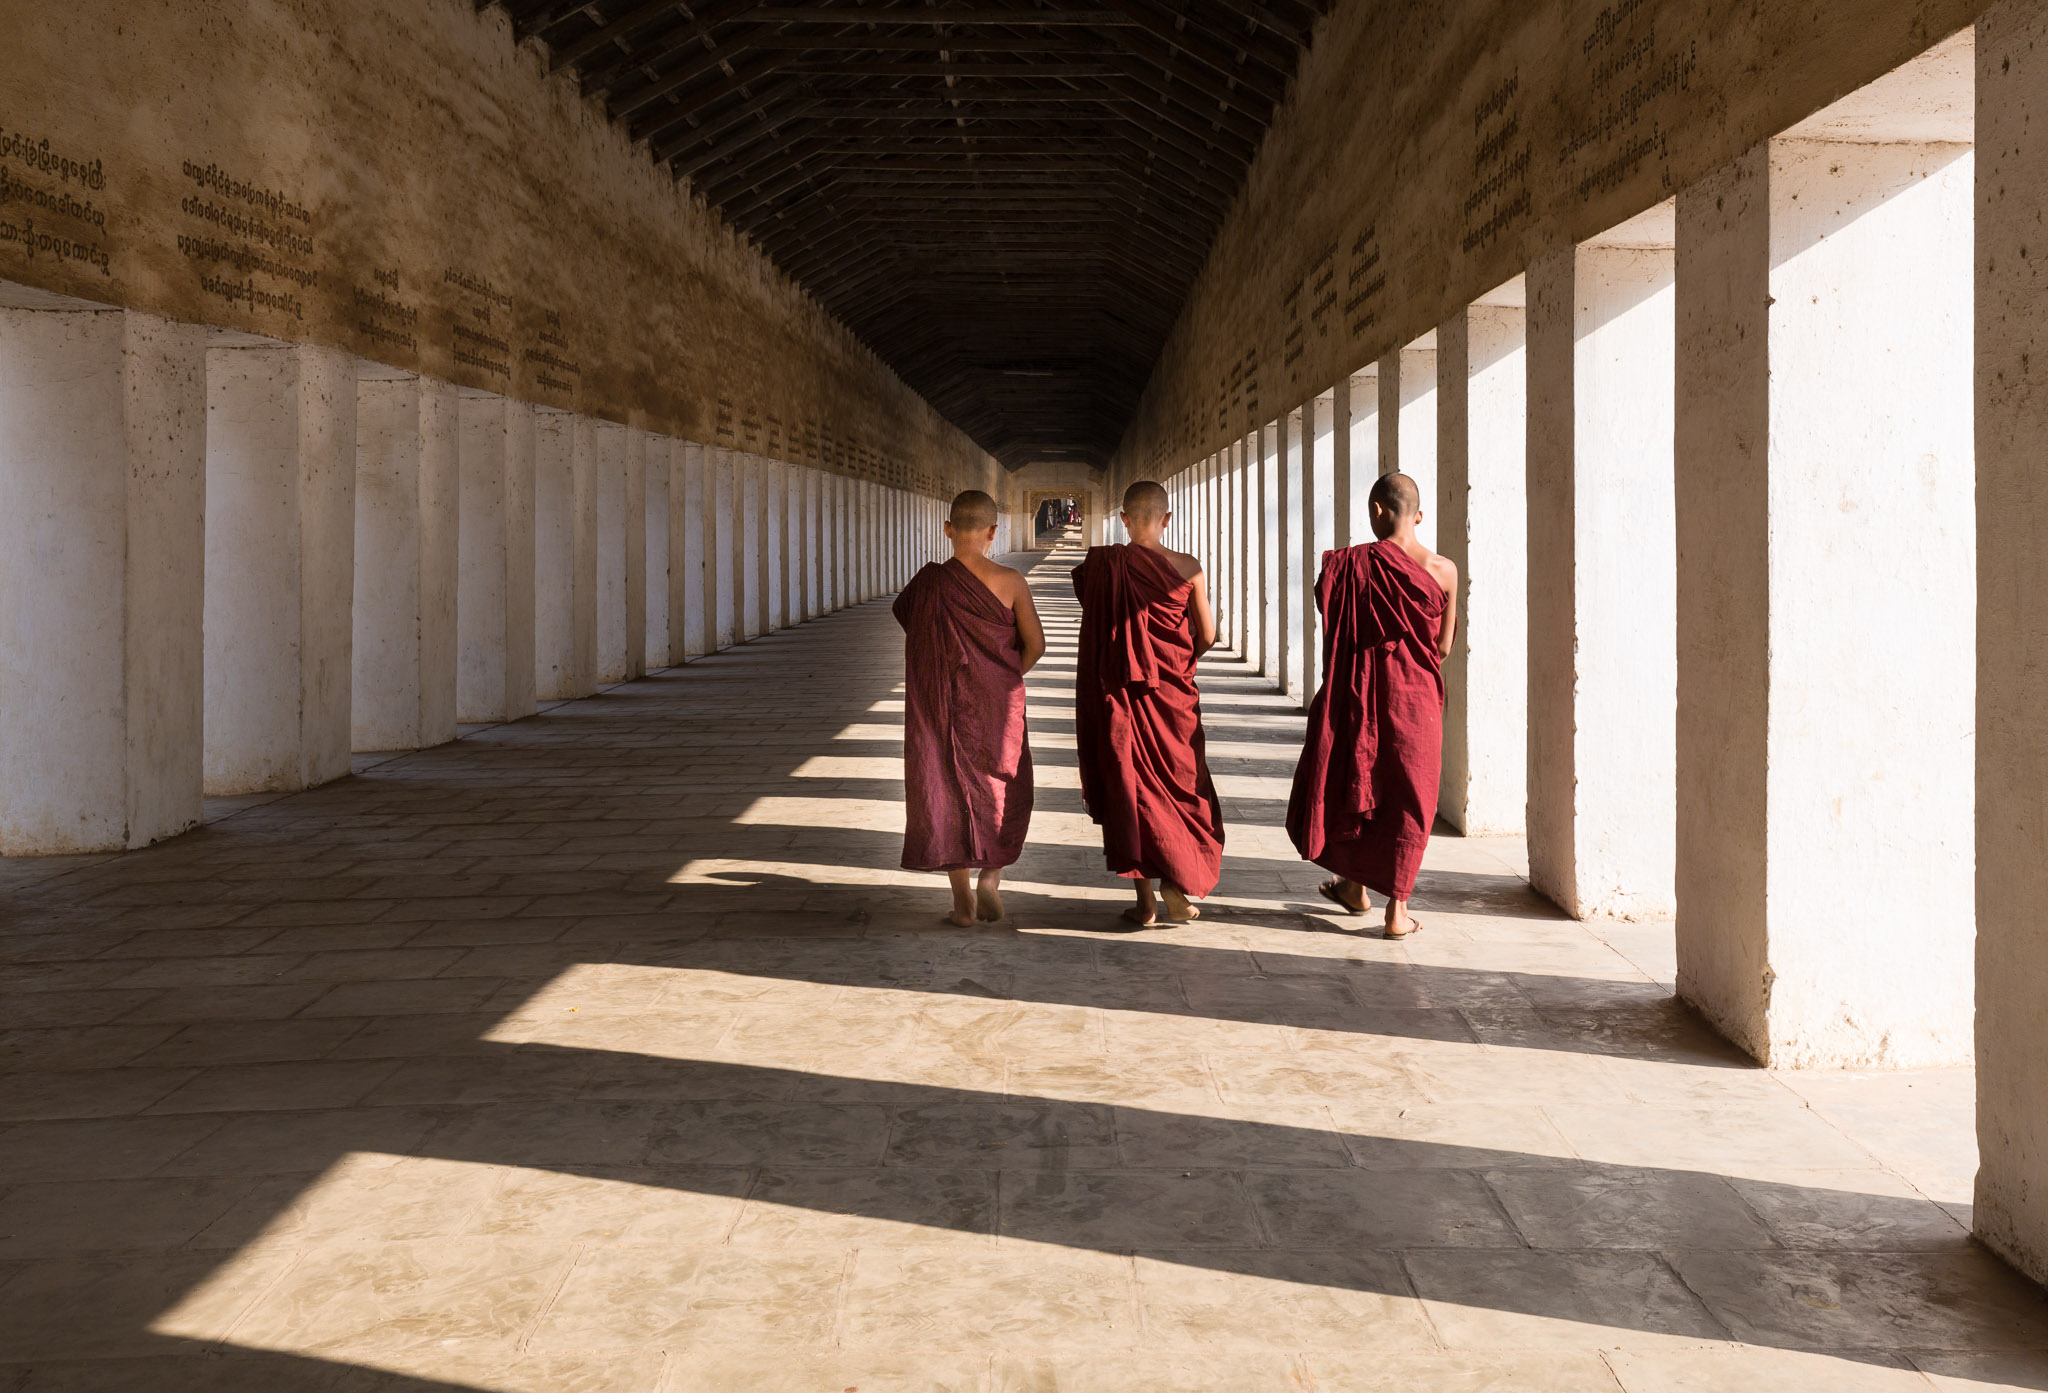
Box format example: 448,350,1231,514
0,0,997,498
1113,0,1986,481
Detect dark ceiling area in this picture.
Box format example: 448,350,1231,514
487,0,1322,470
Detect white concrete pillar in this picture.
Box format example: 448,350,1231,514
1307,393,1337,694
1436,293,1528,837
1380,342,1440,550
1238,434,1257,667
1979,0,2048,1286
645,431,670,670
674,440,708,659
0,300,204,854
203,340,356,794
1675,131,1973,1066
1327,384,1352,553
743,454,766,639
820,472,837,613
786,461,803,623
713,447,738,649
803,467,820,620
763,458,785,631
1525,222,1678,920
352,370,457,751
533,407,596,700
593,420,644,684
1280,405,1307,702
455,389,535,724
1347,366,1381,545
1258,421,1281,682
859,479,874,601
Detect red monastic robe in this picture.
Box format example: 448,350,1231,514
1071,543,1224,896
1286,540,1448,901
893,559,1034,871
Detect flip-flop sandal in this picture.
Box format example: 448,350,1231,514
1384,920,1425,939
1317,879,1367,916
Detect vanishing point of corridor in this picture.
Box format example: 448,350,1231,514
0,543,2032,1391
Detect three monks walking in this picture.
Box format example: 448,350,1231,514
893,472,1454,938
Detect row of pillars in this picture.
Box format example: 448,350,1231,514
1171,119,1971,1068
0,297,945,857
1165,1,2048,1286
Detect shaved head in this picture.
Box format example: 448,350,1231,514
1369,472,1421,518
949,489,997,531
1122,480,1169,522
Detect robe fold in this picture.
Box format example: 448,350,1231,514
1071,543,1224,896
1286,540,1449,901
893,559,1034,871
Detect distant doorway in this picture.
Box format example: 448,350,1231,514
1027,492,1085,550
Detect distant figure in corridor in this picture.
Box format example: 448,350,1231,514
1287,472,1456,938
1072,480,1225,927
894,489,1046,926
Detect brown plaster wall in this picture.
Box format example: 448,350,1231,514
0,0,996,497
1111,0,1984,484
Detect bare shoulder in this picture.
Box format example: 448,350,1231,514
1168,547,1204,582
1425,549,1458,595
993,563,1034,603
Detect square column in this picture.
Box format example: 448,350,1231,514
1258,420,1281,682
765,458,786,631
1980,0,2048,1285
1526,229,1678,919
742,454,765,640
1328,383,1353,551
1306,393,1337,694
1676,133,1973,1065
203,340,357,793
0,301,204,854
1279,405,1306,702
820,473,838,613
455,389,535,724
674,441,709,659
533,407,596,700
1380,342,1441,550
353,370,457,751
1437,296,1529,835
593,420,645,684
644,430,670,670
713,447,738,649
1238,434,1258,667
1346,367,1381,545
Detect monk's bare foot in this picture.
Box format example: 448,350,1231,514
1159,883,1201,922
946,871,978,927
1383,900,1422,939
1124,877,1167,929
1318,878,1367,916
975,887,1004,921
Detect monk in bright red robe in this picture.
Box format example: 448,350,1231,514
1287,473,1457,938
1072,480,1224,927
894,489,1046,926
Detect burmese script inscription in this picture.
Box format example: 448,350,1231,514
0,121,110,279
177,160,316,319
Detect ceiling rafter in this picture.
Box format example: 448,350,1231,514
489,0,1317,470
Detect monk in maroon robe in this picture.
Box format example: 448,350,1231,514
1073,480,1224,927
894,489,1046,925
1287,473,1458,938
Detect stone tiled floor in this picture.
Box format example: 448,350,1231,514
0,542,2042,1391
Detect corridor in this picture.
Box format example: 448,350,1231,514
0,546,2033,1391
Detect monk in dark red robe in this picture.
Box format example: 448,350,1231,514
1072,480,1224,927
894,489,1045,926
1287,472,1457,938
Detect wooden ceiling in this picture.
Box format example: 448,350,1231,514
489,0,1322,470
